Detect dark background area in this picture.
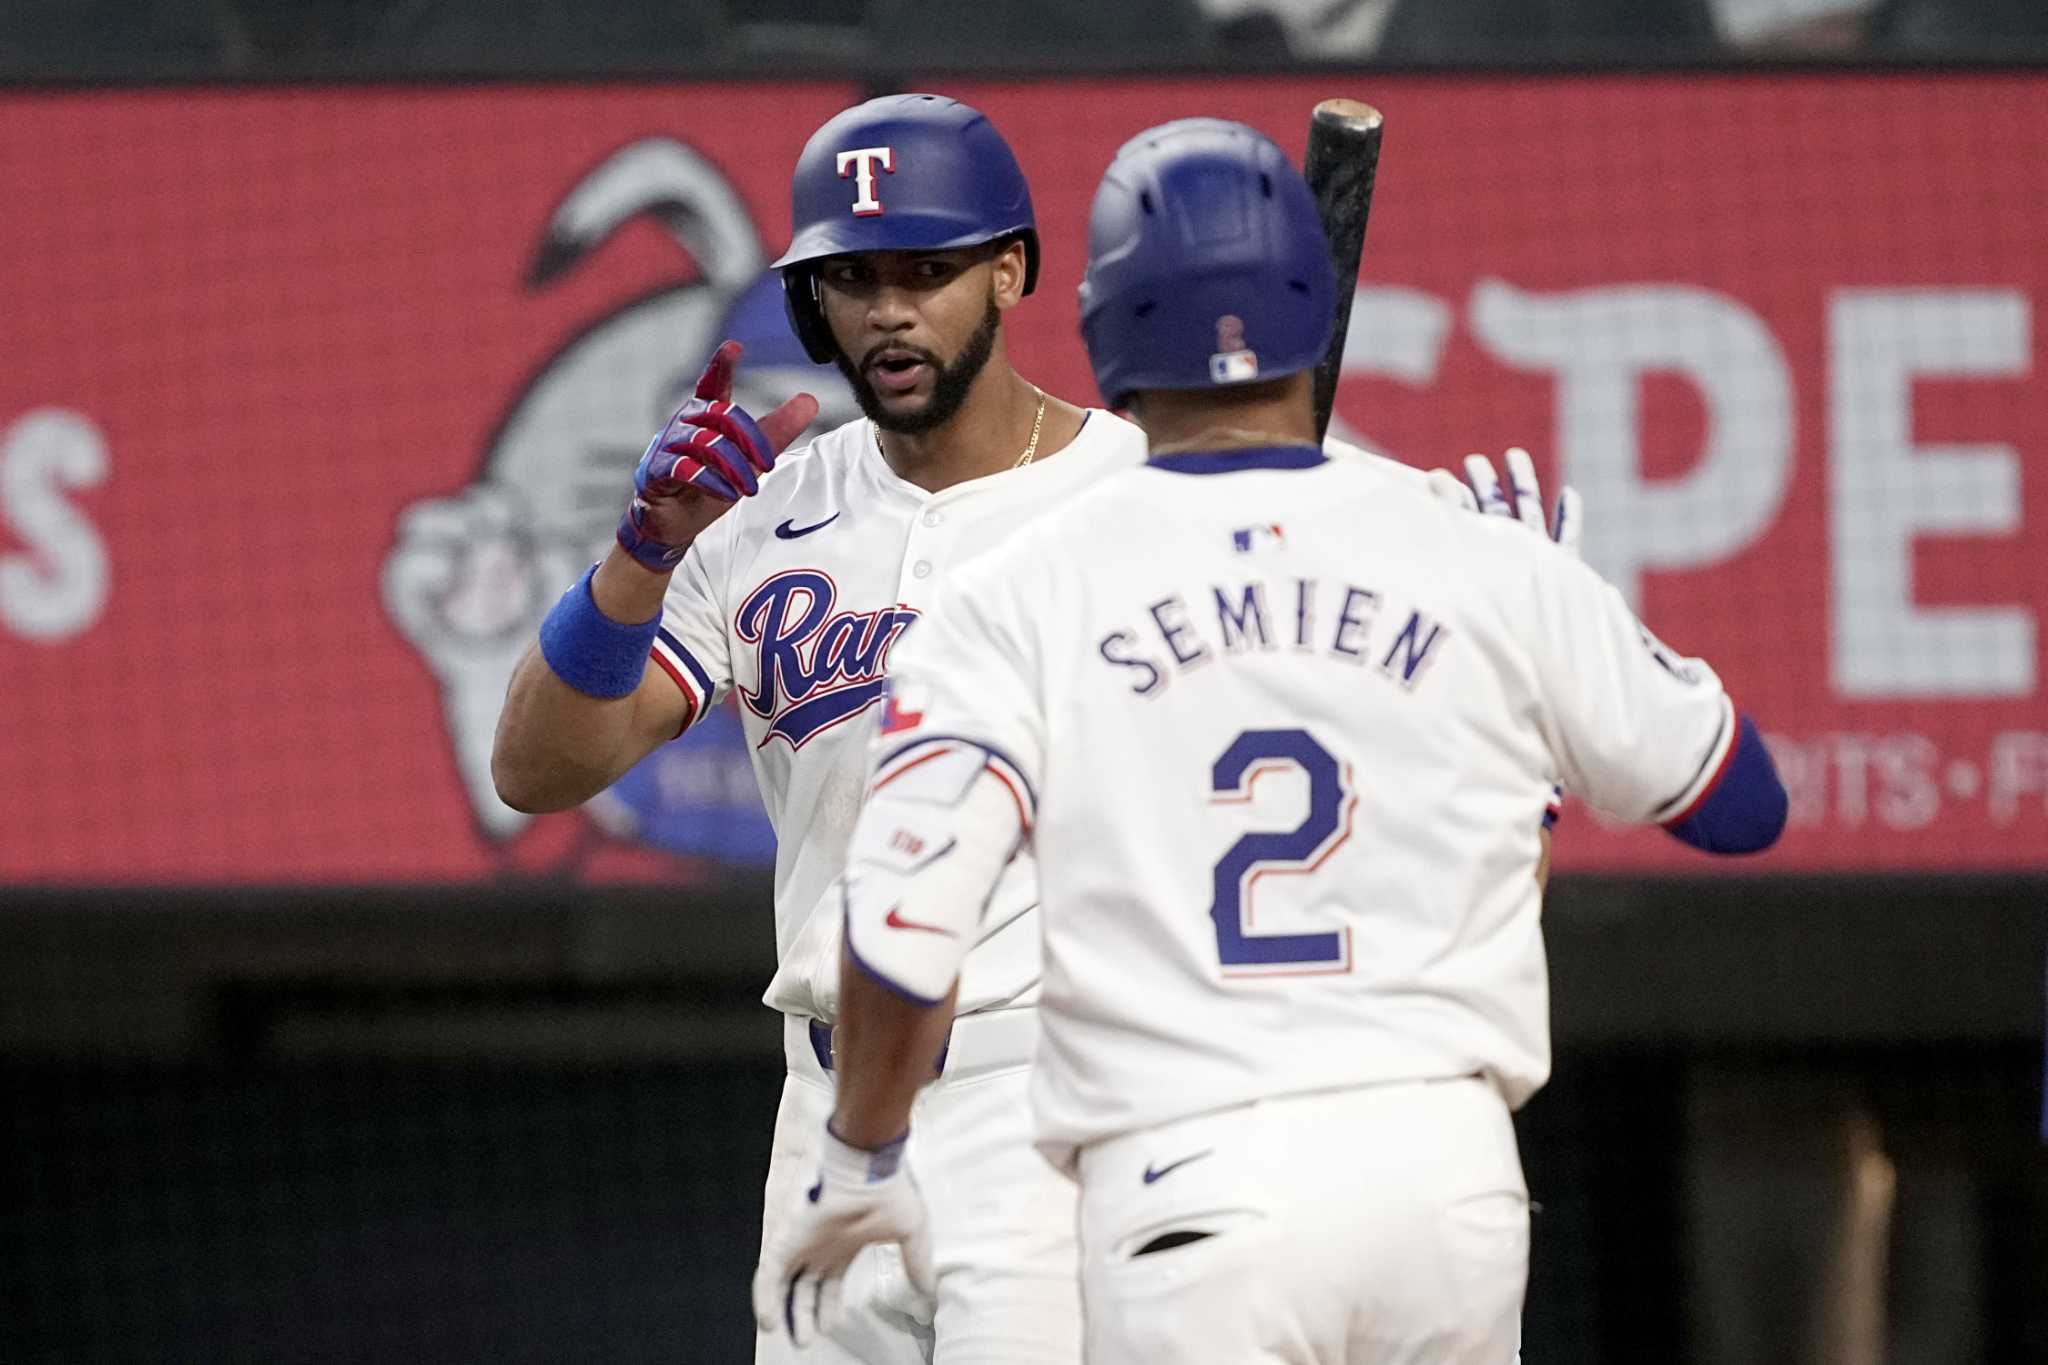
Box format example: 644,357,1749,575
3,877,2042,1361
4,0,2048,81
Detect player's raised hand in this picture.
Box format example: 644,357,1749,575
752,1127,936,1348
1458,447,1582,558
616,340,819,571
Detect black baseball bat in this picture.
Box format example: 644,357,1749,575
1302,99,1384,444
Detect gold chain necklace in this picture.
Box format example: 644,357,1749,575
870,387,1048,470
1012,387,1047,469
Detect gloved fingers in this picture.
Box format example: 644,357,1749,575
692,438,758,497
1551,486,1583,556
762,1263,817,1346
1424,467,1478,513
637,451,736,503
1503,447,1546,533
677,403,777,475
750,1252,790,1335
816,1269,848,1340
693,339,742,403
670,457,742,502
790,1268,820,1348
794,1254,859,1347
1463,453,1512,519
900,1218,936,1300
653,426,754,498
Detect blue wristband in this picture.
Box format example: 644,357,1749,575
538,564,661,700
1664,713,1787,855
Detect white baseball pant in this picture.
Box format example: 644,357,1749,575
1074,1075,1528,1365
755,1008,1083,1365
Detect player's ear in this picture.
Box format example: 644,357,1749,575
989,238,1028,312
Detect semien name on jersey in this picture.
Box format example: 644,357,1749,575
1096,577,1451,698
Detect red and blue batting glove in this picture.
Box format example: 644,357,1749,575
617,341,781,571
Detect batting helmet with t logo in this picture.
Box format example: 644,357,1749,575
772,93,1040,364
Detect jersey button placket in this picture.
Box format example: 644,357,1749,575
904,498,941,593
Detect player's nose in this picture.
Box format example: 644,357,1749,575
862,285,919,333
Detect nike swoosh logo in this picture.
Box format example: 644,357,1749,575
884,906,956,936
775,513,840,540
1142,1150,1213,1185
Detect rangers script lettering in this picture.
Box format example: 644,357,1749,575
735,568,919,748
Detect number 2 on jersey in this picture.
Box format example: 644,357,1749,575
1209,729,1357,975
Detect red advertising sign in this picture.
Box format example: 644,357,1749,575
2,75,2044,882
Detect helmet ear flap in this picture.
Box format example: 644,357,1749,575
781,268,838,364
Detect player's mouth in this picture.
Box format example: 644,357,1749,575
865,347,934,397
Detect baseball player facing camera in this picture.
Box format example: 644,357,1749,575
494,93,1151,1364
754,118,1787,1364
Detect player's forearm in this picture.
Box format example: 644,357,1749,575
589,543,676,623
492,645,655,811
491,549,687,813
832,952,957,1148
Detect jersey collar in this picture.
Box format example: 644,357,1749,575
1146,444,1326,475
863,411,1103,502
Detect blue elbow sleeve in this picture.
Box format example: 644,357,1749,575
1664,713,1787,855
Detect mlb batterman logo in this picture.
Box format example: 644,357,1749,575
837,146,894,216
1211,313,1259,384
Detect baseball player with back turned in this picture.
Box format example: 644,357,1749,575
754,118,1789,1363
491,94,1152,1364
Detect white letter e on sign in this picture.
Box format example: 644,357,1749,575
837,147,894,216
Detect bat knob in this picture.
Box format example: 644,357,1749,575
1312,99,1384,133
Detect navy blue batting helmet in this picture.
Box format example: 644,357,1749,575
773,94,1039,364
1078,118,1336,410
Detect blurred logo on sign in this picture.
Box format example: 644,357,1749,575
380,137,859,868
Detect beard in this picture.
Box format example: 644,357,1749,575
835,297,1002,435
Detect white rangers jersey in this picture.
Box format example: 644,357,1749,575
854,444,1737,1162
648,410,1146,1022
